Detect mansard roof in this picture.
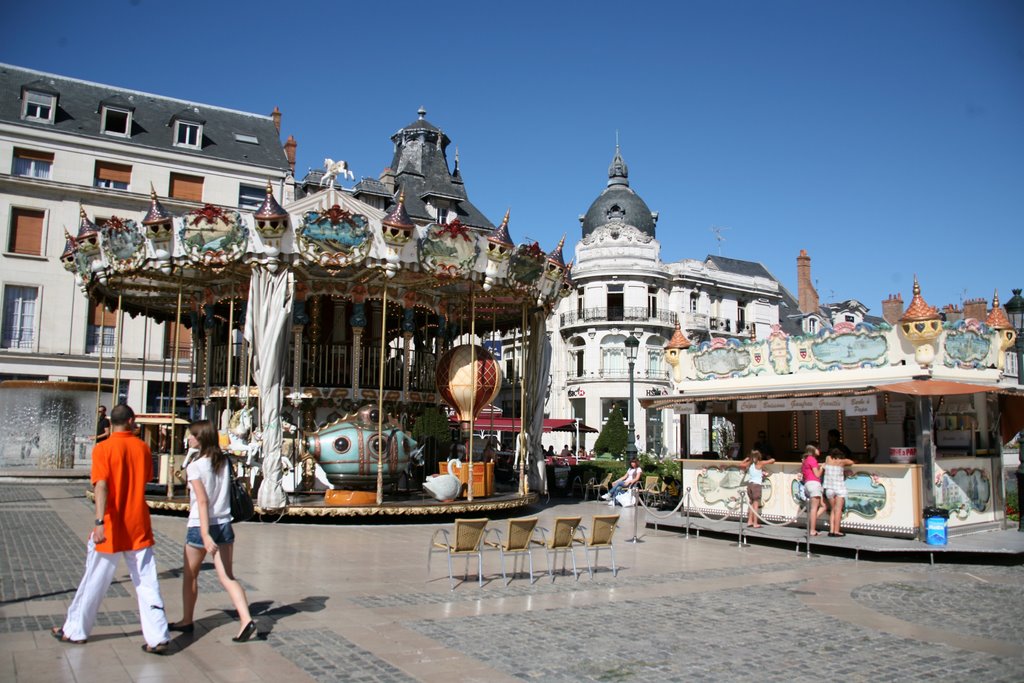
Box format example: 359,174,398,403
0,63,290,172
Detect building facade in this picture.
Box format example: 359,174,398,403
0,64,292,410
544,148,802,456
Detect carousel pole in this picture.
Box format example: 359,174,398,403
167,278,184,500
519,302,528,495
95,298,104,417
112,294,124,402
376,287,388,505
467,287,477,502
226,299,236,410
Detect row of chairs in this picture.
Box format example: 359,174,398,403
428,515,620,590
581,473,670,506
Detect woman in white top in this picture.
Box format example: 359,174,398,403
167,420,257,642
602,458,643,505
740,450,776,528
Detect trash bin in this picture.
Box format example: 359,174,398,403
923,506,949,546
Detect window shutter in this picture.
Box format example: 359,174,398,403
9,208,44,255
90,300,118,327
95,161,132,185
169,173,203,202
14,147,54,163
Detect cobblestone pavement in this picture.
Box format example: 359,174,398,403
0,482,1021,683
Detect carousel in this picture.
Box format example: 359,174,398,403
62,181,572,518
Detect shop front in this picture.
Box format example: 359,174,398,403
645,283,1024,538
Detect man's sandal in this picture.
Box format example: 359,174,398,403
141,642,170,655
50,627,86,644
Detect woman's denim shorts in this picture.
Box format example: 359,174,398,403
186,522,235,549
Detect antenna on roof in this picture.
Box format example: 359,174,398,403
710,225,729,255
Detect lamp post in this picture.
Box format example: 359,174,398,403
624,335,640,460
1004,288,1024,532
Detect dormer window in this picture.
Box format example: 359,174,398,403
22,91,55,123
101,106,131,137
175,121,201,147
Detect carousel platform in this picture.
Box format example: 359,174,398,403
140,488,540,519
649,512,1024,562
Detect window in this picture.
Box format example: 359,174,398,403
169,173,204,202
238,184,264,211
648,286,658,318
164,321,192,359
86,300,117,355
12,148,53,179
600,334,627,376
22,91,55,123
2,285,38,349
689,292,699,312
844,314,856,323
7,208,45,256
577,287,584,315
94,161,132,190
234,133,259,144
175,121,201,147
101,107,131,136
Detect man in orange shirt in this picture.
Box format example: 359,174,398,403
51,403,171,654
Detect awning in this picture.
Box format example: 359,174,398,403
868,379,1009,396
640,386,877,410
451,416,598,434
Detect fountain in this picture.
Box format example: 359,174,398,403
0,381,108,470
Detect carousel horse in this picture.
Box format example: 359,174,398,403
321,158,354,186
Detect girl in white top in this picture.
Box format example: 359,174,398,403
167,420,257,643
740,450,776,528
823,449,856,537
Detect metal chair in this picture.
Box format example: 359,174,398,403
639,475,665,506
584,473,613,501
579,514,620,578
428,517,489,590
535,516,584,581
484,516,539,585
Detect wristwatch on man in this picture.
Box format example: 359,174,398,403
94,519,104,526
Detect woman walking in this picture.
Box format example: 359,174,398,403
168,420,257,642
740,450,776,528
823,448,856,537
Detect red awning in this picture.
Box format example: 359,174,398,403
450,416,598,433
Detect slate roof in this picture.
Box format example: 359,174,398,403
386,109,494,229
580,147,657,237
353,177,392,199
0,64,289,172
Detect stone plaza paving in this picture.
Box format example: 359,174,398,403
1,482,1021,682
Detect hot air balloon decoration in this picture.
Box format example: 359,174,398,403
435,344,503,436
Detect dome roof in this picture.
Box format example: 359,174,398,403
580,147,657,238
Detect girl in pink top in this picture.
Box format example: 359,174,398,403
801,444,825,536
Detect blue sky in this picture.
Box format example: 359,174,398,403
4,0,1022,316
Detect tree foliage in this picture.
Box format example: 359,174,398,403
593,404,627,456
411,407,452,455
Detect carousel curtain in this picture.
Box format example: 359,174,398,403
243,267,293,509
524,308,551,494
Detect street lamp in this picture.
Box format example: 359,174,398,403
624,335,640,460
1004,288,1024,532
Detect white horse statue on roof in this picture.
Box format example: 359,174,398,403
321,158,354,186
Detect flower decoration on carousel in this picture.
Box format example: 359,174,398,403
99,214,145,275
508,240,546,291
418,219,479,280
180,203,247,268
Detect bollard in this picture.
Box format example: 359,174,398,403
684,487,692,539
628,489,643,543
737,491,746,548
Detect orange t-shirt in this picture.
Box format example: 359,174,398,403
91,431,154,553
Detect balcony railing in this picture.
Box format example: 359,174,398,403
567,368,672,382
560,307,677,327
208,342,436,393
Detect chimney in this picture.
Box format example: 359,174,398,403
796,249,819,314
379,167,396,196
271,106,282,134
941,303,962,323
283,135,297,174
963,297,987,322
882,293,904,324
